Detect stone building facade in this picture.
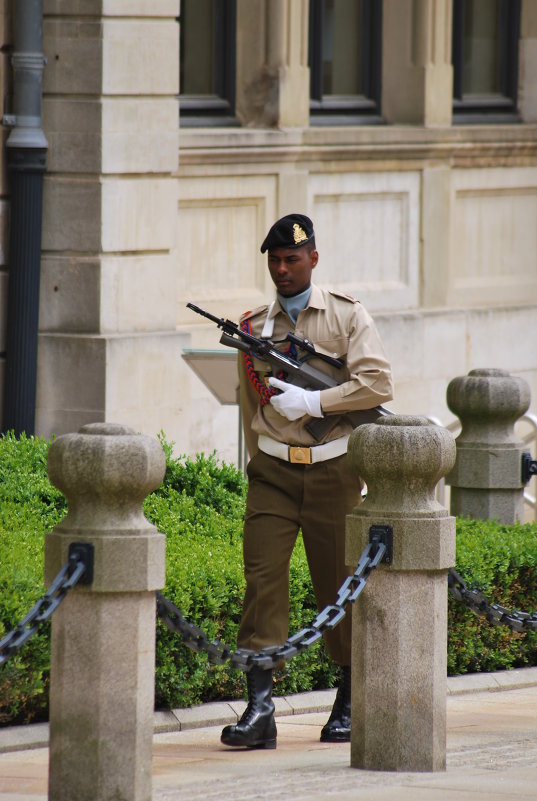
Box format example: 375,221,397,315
1,1,536,465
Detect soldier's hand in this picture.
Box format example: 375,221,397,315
268,378,323,421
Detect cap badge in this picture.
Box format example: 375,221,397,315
293,223,307,244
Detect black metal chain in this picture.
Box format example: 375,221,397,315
448,567,537,633
157,538,386,671
0,543,94,666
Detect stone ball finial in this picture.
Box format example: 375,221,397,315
447,368,530,446
347,415,456,516
47,422,166,532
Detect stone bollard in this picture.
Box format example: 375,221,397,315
44,423,166,801
346,416,456,772
445,368,531,524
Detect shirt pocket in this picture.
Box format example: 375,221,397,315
309,338,349,382
313,337,348,361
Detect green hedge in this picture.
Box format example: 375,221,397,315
1,432,536,727
146,437,337,710
448,517,537,674
0,434,66,726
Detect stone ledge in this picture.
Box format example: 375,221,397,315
446,665,537,695
179,124,537,151
178,124,537,168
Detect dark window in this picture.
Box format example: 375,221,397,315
309,0,383,125
452,0,521,123
179,0,238,127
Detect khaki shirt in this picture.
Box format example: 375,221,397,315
239,284,393,456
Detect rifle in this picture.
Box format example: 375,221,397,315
187,302,391,441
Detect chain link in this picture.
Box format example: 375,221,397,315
0,546,92,666
448,567,537,633
5,537,532,673
157,539,386,671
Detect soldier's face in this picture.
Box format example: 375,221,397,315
267,246,318,297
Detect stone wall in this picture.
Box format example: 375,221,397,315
175,0,537,464
178,126,537,463
0,0,535,467
35,1,187,438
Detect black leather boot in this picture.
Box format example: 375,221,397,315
221,667,277,749
320,665,351,742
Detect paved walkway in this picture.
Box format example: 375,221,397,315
1,667,537,801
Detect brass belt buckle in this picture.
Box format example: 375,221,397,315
288,446,312,465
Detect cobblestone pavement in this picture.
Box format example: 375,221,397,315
0,680,537,801
150,688,537,801
2,684,537,801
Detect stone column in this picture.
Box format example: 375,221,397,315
519,0,537,122
44,423,166,801
446,368,531,524
37,2,186,441
382,0,453,126
346,416,456,772
421,166,452,308
236,0,310,127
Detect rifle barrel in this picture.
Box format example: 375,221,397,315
186,302,224,326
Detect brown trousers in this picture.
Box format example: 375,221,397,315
237,450,362,666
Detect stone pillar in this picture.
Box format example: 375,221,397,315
446,368,531,524
236,0,310,127
44,423,166,801
421,166,452,308
382,0,453,126
346,416,456,772
519,0,537,122
37,2,186,440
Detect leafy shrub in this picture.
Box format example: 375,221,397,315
0,433,336,724
145,443,337,708
447,517,537,674
0,433,67,725
1,432,536,726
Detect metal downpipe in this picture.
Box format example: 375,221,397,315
2,0,47,435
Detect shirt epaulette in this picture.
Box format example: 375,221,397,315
240,304,269,323
328,290,358,303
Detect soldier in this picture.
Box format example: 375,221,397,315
221,213,393,749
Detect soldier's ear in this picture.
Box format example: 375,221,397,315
310,249,319,269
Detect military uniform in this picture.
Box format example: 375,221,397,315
237,284,393,665
220,212,393,750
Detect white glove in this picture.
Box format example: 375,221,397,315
268,377,323,421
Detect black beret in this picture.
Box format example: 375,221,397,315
260,213,315,253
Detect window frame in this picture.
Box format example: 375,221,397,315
452,0,521,124
179,0,239,127
309,0,383,126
